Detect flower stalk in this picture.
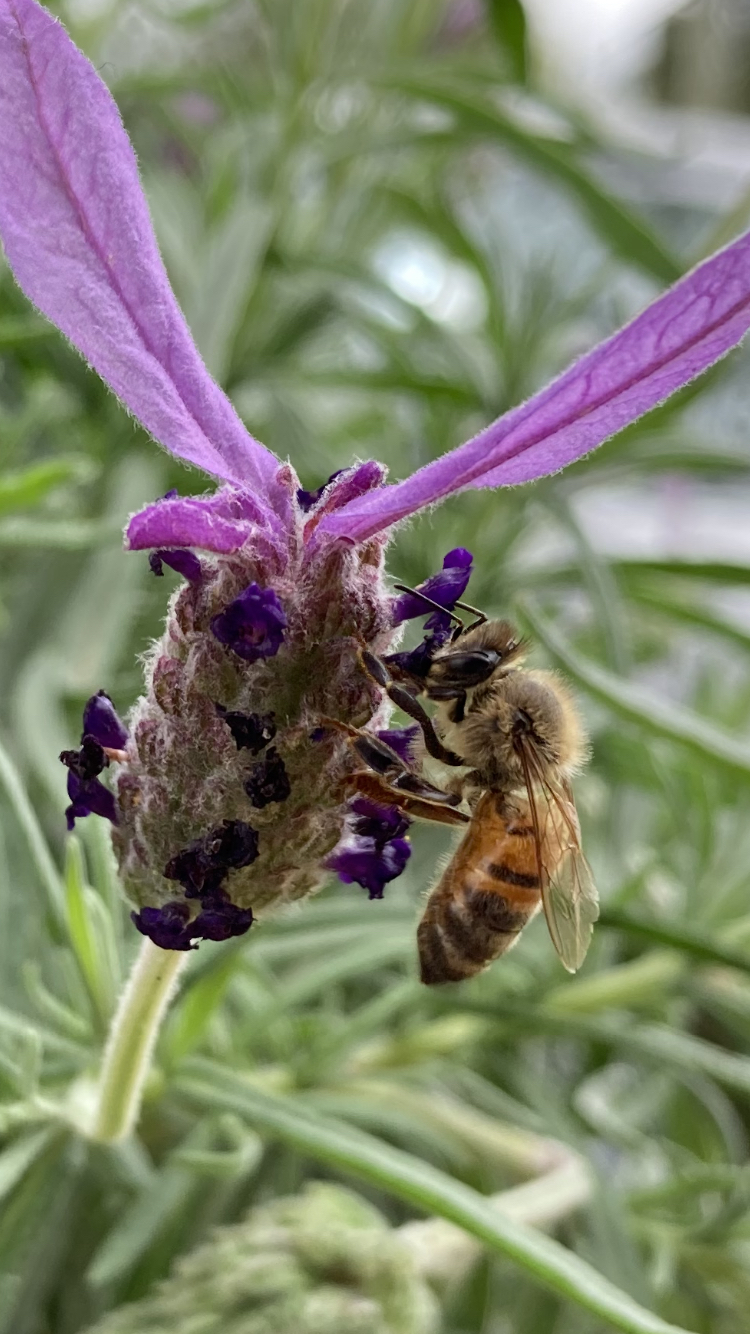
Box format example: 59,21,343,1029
89,938,187,1143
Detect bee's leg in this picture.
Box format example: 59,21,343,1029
359,649,463,767
317,716,404,777
347,771,469,827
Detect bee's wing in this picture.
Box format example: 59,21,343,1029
518,749,599,974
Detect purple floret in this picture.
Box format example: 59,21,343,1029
244,747,291,808
192,896,254,942
375,725,420,765
350,796,410,843
81,689,129,750
210,583,287,662
391,549,473,629
216,706,276,753
132,900,196,950
65,770,119,831
327,836,411,900
60,690,129,829
164,819,260,898
149,549,202,581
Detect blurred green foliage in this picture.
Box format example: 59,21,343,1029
2,1,750,1332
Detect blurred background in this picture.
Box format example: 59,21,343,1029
4,1,750,1331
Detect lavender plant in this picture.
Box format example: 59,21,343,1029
2,3,750,1332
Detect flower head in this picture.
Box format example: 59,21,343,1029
6,0,750,945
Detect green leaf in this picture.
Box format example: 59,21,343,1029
382,75,682,283
0,458,96,516
178,1061,696,1334
0,1130,57,1206
598,908,750,976
0,734,65,925
63,837,113,1026
486,0,528,83
518,599,750,781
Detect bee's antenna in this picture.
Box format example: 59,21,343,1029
393,584,464,631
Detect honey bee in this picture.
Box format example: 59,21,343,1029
356,591,598,981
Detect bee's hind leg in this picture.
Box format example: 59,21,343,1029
359,649,463,767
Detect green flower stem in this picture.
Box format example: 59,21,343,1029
90,939,188,1144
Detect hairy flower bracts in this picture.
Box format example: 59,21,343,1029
104,463,401,946
8,0,750,947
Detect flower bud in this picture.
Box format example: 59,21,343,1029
81,1183,438,1334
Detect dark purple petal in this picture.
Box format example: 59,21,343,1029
65,771,118,830
319,231,750,542
297,470,345,512
216,706,276,754
0,0,279,493
127,491,283,558
211,584,287,663
149,549,202,582
192,897,254,942
243,748,291,808
81,690,129,749
374,726,420,766
391,549,473,626
131,901,196,951
350,796,411,844
60,735,107,782
327,835,411,899
164,819,260,897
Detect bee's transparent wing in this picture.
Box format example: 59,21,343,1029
519,751,599,973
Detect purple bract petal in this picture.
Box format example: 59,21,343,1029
0,0,278,492
211,584,287,662
82,690,128,749
303,461,387,541
297,470,345,513
319,231,750,542
391,548,473,626
149,549,203,582
126,489,284,558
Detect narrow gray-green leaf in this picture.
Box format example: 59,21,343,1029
178,1061,695,1334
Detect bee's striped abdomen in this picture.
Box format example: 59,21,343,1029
417,792,542,985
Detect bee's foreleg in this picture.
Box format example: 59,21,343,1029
358,649,463,767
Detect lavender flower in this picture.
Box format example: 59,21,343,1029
210,583,287,662
149,549,203,582
327,797,412,900
60,691,129,831
4,0,750,945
